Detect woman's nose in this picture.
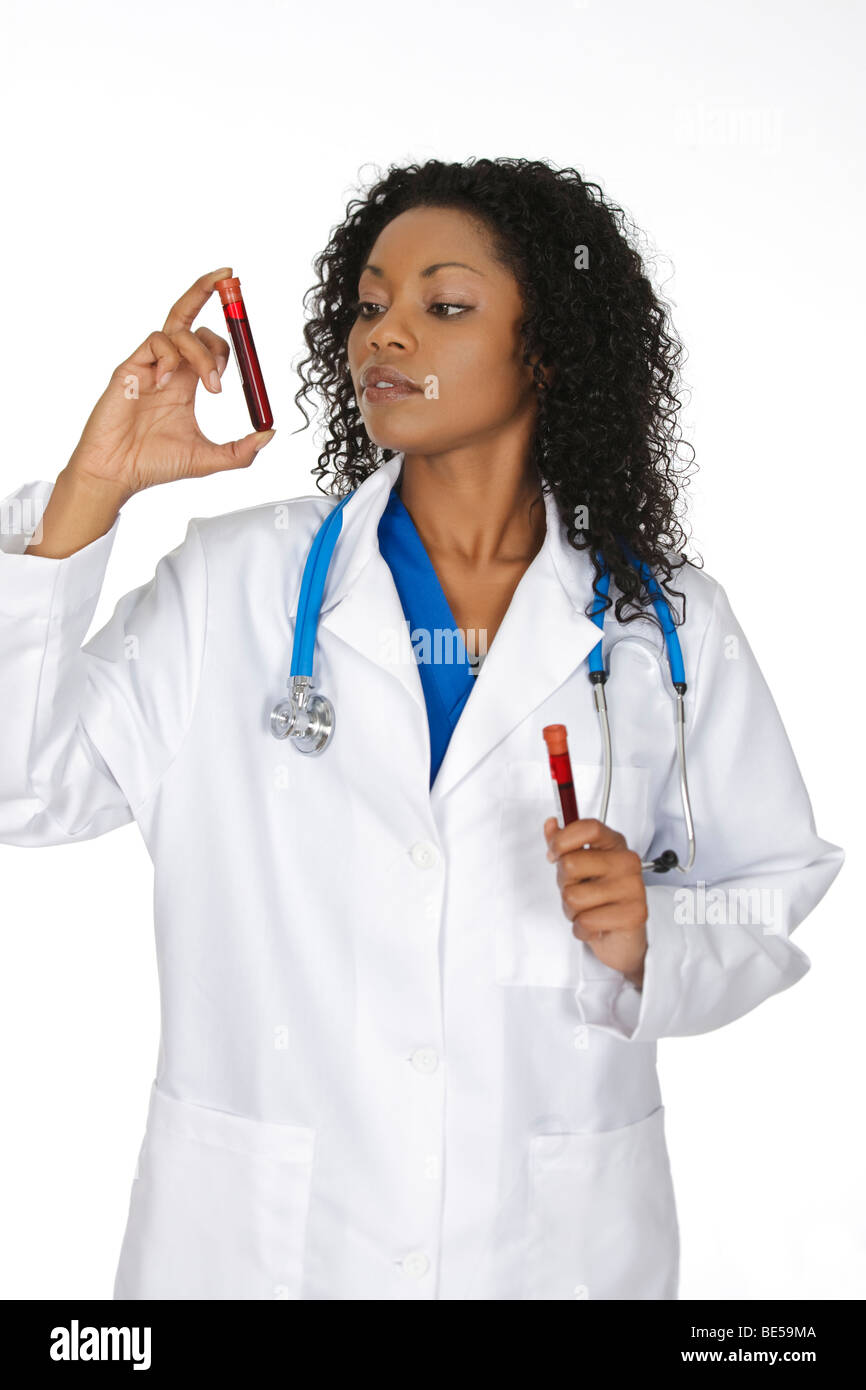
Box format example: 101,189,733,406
367,306,415,352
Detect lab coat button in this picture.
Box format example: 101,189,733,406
410,1047,439,1074
401,1250,430,1279
410,841,438,869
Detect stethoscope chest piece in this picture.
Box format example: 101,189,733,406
270,674,335,754
271,491,353,753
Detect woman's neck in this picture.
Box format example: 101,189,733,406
396,446,546,569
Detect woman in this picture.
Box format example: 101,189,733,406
0,157,843,1300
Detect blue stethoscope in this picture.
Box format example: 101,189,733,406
270,490,696,874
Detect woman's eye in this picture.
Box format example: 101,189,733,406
429,302,471,318
352,300,471,319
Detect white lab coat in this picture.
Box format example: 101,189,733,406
0,452,844,1301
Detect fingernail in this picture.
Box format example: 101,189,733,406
208,370,221,392
253,429,276,453
157,370,173,389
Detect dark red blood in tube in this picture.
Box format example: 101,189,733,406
214,276,274,432
542,724,579,825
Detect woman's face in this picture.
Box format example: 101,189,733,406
346,205,539,456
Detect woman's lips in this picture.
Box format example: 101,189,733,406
363,381,422,403
360,364,424,404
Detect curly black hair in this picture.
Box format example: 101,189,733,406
292,156,699,633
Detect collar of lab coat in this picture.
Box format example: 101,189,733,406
294,452,605,801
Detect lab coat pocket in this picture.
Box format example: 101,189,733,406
525,1104,679,1300
114,1082,316,1300
494,759,651,987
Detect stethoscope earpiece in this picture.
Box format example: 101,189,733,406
646,849,681,873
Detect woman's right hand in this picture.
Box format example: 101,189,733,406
65,266,276,502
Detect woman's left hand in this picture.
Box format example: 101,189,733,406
543,817,648,988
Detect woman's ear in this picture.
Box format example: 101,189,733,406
527,355,556,391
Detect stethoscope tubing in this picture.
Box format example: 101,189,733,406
274,493,697,873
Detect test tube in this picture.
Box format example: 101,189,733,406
214,276,274,432
542,724,579,826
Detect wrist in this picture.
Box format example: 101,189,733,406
62,462,135,510
24,466,130,559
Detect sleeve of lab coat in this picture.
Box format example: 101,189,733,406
0,478,207,846
573,579,845,1043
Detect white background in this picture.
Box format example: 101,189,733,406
0,0,861,1300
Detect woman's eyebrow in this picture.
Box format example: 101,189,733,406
360,261,486,278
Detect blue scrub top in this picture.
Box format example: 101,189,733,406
377,486,477,788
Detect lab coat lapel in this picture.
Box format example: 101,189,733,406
298,454,428,718
295,453,604,798
430,488,603,801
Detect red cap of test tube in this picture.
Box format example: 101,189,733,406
214,276,242,306
542,724,568,755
